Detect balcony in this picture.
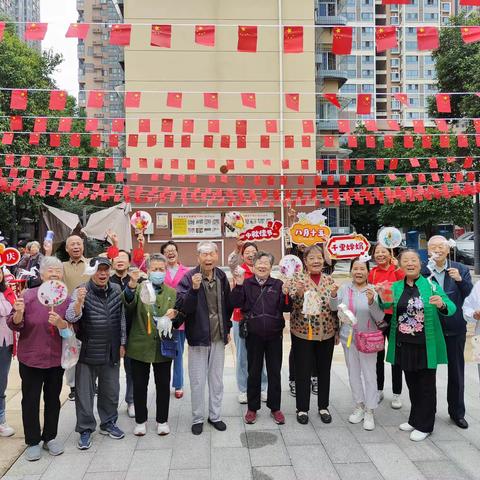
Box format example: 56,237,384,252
315,13,348,25
316,119,340,131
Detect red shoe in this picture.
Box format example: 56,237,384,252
244,410,257,424
271,410,285,425
175,389,183,399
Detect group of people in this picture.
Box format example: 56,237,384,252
0,231,478,462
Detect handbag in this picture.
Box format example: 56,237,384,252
61,329,82,370
160,336,178,359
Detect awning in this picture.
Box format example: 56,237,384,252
40,204,82,248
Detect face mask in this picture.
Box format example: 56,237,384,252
149,271,166,286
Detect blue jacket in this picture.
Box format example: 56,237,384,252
230,276,289,338
421,260,473,336
175,266,233,347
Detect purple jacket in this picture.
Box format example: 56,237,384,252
230,276,289,338
7,287,72,369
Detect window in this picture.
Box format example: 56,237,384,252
363,55,373,63
409,97,419,106
406,41,417,50
391,16,399,24
406,70,419,79
406,84,419,91
441,2,451,10
406,13,418,20
407,112,421,119
391,72,400,81
424,13,439,20
391,100,401,109
340,84,357,93
361,27,374,35
361,41,373,48
361,12,373,19
390,4,399,12
391,58,400,67
317,2,337,16
391,86,400,93
406,55,418,64
362,69,373,77
407,27,416,35
362,84,374,92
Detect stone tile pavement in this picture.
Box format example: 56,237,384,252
2,335,480,480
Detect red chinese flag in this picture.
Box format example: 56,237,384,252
237,26,257,52
303,120,314,133
128,134,138,147
125,91,141,108
338,120,351,133
49,90,67,110
417,26,439,51
69,133,80,147
260,135,270,148
332,26,352,55
0,22,5,41
161,118,173,132
364,120,378,131
50,133,61,147
195,25,215,46
33,117,47,132
147,134,157,147
236,120,247,135
458,134,469,148
404,135,414,148
85,118,98,131
109,134,119,147
58,117,72,132
366,136,376,148
112,118,124,132
324,135,334,147
422,135,432,149
285,93,300,111
394,93,408,106
461,26,480,44
204,92,219,109
66,23,89,40
204,135,214,148
376,26,397,52
10,116,22,130
265,120,278,133
90,134,101,147
208,120,220,133
412,120,425,133
138,119,150,132
164,135,174,147
87,90,104,108
220,135,230,148
284,26,303,53
10,89,27,110
347,135,357,148
241,93,256,108
323,93,341,108
435,119,449,132
237,135,246,148
109,24,131,46
302,135,311,148
167,92,182,108
387,120,400,131
183,119,194,133
285,135,294,148
181,135,191,148
440,134,450,148
25,22,47,41
356,94,371,114
436,94,451,113
2,133,13,145
151,25,171,48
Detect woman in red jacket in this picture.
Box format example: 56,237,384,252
368,244,405,409
0,268,16,437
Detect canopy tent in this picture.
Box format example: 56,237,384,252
39,204,82,249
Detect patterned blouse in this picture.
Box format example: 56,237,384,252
285,271,338,341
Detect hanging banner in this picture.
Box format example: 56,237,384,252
327,234,370,260
239,220,283,242
289,209,331,246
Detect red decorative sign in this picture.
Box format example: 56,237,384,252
239,221,283,242
0,247,21,266
327,234,370,260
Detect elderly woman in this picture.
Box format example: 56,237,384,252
378,249,456,442
8,257,72,461
123,254,180,436
0,268,16,437
331,257,385,431
369,244,405,409
160,241,190,399
231,252,289,425
24,241,43,289
286,244,339,425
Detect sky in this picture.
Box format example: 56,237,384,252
40,0,79,98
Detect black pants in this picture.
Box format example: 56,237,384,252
445,333,466,419
377,323,403,394
404,368,437,433
246,332,282,412
130,358,172,424
289,333,318,382
19,362,64,446
292,335,335,412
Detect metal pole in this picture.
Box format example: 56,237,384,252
278,0,285,259
11,193,17,246
474,172,480,275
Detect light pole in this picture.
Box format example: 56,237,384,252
474,172,480,275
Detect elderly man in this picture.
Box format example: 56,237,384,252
422,235,473,429
66,257,126,450
176,241,233,435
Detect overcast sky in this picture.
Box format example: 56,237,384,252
40,0,79,98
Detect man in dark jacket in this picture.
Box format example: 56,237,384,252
422,235,473,429
175,241,233,435
231,252,289,426
67,257,127,449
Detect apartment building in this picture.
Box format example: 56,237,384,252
77,0,125,150
0,0,40,51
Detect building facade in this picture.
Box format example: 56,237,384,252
0,0,40,50
77,0,125,150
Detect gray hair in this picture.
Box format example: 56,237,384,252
26,241,33,250
39,256,63,273
253,251,275,266
146,253,167,268
30,241,41,250
197,241,218,253
427,235,449,247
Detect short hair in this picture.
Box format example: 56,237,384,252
371,243,394,258
241,242,258,255
39,256,63,274
398,249,421,262
65,235,84,248
117,249,131,261
303,244,324,261
197,241,218,253
427,235,449,247
160,240,178,255
146,253,167,268
253,251,275,266
350,257,370,272
30,241,41,250
26,241,33,250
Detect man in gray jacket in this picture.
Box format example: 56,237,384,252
66,257,126,450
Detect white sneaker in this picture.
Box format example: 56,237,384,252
157,422,170,436
363,410,375,431
238,392,248,404
133,422,146,436
261,391,268,402
399,422,415,432
127,404,135,418
410,429,430,442
348,406,365,424
391,394,402,410
378,390,384,403
0,423,15,437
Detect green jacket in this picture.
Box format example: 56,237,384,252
123,283,177,363
380,275,456,369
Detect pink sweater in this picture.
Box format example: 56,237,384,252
165,264,190,330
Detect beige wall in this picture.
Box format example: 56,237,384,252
124,0,316,175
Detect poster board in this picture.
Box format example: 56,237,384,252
171,213,221,238
225,211,275,237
